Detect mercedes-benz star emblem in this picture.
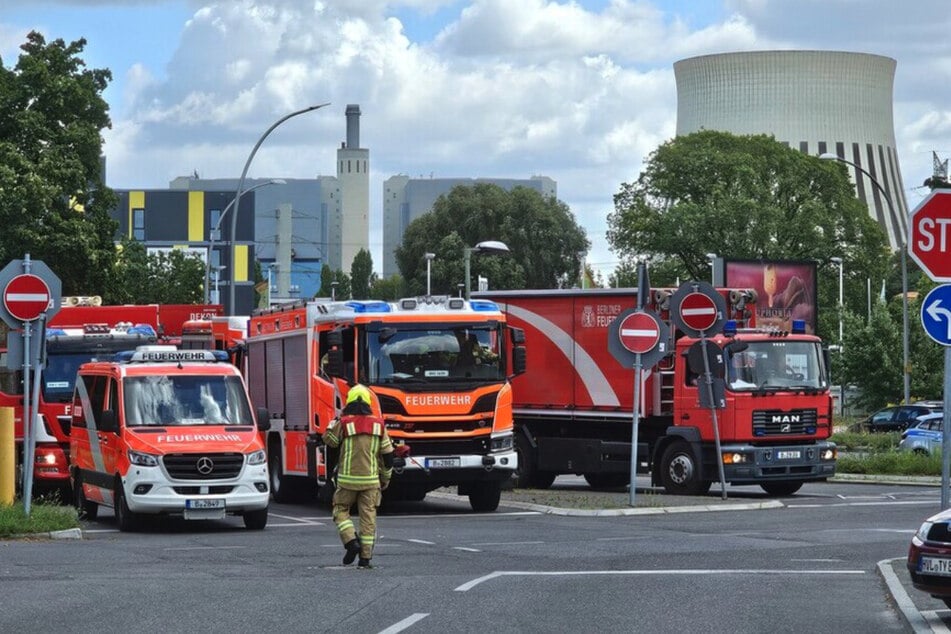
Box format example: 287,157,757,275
196,456,215,475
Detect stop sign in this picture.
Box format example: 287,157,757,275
618,311,661,354
679,292,718,332
3,274,51,321
909,190,951,282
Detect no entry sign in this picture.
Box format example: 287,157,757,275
4,274,51,322
679,292,718,332
670,281,726,338
618,311,661,354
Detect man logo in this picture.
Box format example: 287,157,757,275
196,456,215,475
781,423,792,433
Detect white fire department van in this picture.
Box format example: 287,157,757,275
69,346,271,531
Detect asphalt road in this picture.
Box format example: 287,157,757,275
3,478,950,633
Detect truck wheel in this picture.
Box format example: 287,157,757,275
583,473,630,490
513,434,556,489
114,485,138,532
73,477,98,520
269,445,297,503
468,482,502,512
243,507,268,530
660,442,710,496
759,481,803,496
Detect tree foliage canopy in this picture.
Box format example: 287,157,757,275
0,31,119,296
395,184,589,295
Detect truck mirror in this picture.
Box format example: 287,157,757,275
100,409,118,434
511,346,526,376
256,407,271,432
327,329,343,346
510,327,525,345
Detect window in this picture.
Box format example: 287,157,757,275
210,209,222,238
132,208,145,240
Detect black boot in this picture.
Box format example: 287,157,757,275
357,557,373,569
343,539,361,565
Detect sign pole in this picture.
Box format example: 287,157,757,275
699,326,728,500
630,354,642,507
943,347,951,509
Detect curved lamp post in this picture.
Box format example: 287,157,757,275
819,152,910,404
228,103,330,313
204,179,285,304
464,240,509,299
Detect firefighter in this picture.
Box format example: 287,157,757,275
322,384,394,568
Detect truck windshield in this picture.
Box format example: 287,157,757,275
123,375,253,426
367,325,503,384
727,340,826,391
43,353,113,403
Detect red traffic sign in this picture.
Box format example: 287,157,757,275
4,274,51,322
679,291,718,332
909,190,951,282
618,311,661,354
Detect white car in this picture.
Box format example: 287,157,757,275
899,413,945,455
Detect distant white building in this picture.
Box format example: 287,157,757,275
337,104,369,271
674,50,908,249
381,175,557,277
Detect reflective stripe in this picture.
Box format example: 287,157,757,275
372,422,381,436
336,519,354,534
345,422,356,436
75,378,114,506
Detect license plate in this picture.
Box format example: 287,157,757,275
183,508,226,521
426,457,461,468
920,557,951,576
186,498,225,510
777,450,801,460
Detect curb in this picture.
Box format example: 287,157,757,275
878,557,932,634
49,528,82,539
495,498,786,517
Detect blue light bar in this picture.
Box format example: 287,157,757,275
128,324,157,337
791,319,806,334
722,320,737,336
469,299,499,312
46,328,67,337
345,301,391,313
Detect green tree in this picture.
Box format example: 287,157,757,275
0,31,119,295
112,239,205,304
369,274,406,301
395,184,589,295
350,249,375,300
318,264,351,300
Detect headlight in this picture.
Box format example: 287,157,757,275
490,433,513,452
821,448,837,460
247,449,267,465
917,521,934,542
128,449,159,467
722,452,748,464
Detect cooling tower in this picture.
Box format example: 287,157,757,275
674,50,907,249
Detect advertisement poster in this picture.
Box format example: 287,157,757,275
724,260,817,334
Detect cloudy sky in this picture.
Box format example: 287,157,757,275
3,0,951,276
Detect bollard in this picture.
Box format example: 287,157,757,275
0,407,14,505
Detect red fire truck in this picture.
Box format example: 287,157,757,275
474,287,836,496
244,296,525,511
0,299,221,498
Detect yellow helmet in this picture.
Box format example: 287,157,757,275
346,384,372,406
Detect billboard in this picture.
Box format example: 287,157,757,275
724,259,817,334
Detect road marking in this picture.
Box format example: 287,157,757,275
470,540,544,547
407,539,435,545
384,511,539,519
921,611,951,633
453,547,481,552
791,558,843,563
787,500,936,509
378,613,429,633
163,546,247,551
454,569,865,592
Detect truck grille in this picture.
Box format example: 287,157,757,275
390,437,489,456
163,453,244,480
752,409,818,436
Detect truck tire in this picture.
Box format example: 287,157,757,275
243,507,268,530
513,433,556,489
659,442,711,496
114,484,138,532
468,482,502,512
269,444,301,503
583,473,630,490
759,480,803,496
73,476,98,520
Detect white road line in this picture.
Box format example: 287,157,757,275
454,569,866,592
163,546,247,551
407,539,435,545
268,512,326,523
791,558,843,563
386,511,539,519
788,500,936,508
377,613,429,634
921,611,951,633
453,547,481,552
470,540,544,547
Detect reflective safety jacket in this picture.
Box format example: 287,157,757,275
323,414,394,490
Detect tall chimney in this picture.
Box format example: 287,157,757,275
345,104,361,149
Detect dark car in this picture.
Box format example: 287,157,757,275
863,403,942,433
908,507,951,607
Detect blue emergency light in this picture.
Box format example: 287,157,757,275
791,320,806,334
722,320,737,336
469,300,499,312
345,301,391,313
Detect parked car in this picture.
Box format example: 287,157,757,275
908,507,951,608
863,403,943,433
899,413,945,455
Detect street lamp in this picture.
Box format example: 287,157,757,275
423,253,435,296
228,103,330,314
463,240,510,299
706,252,718,285
819,152,910,404
204,178,285,305
210,265,227,305
830,257,844,345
